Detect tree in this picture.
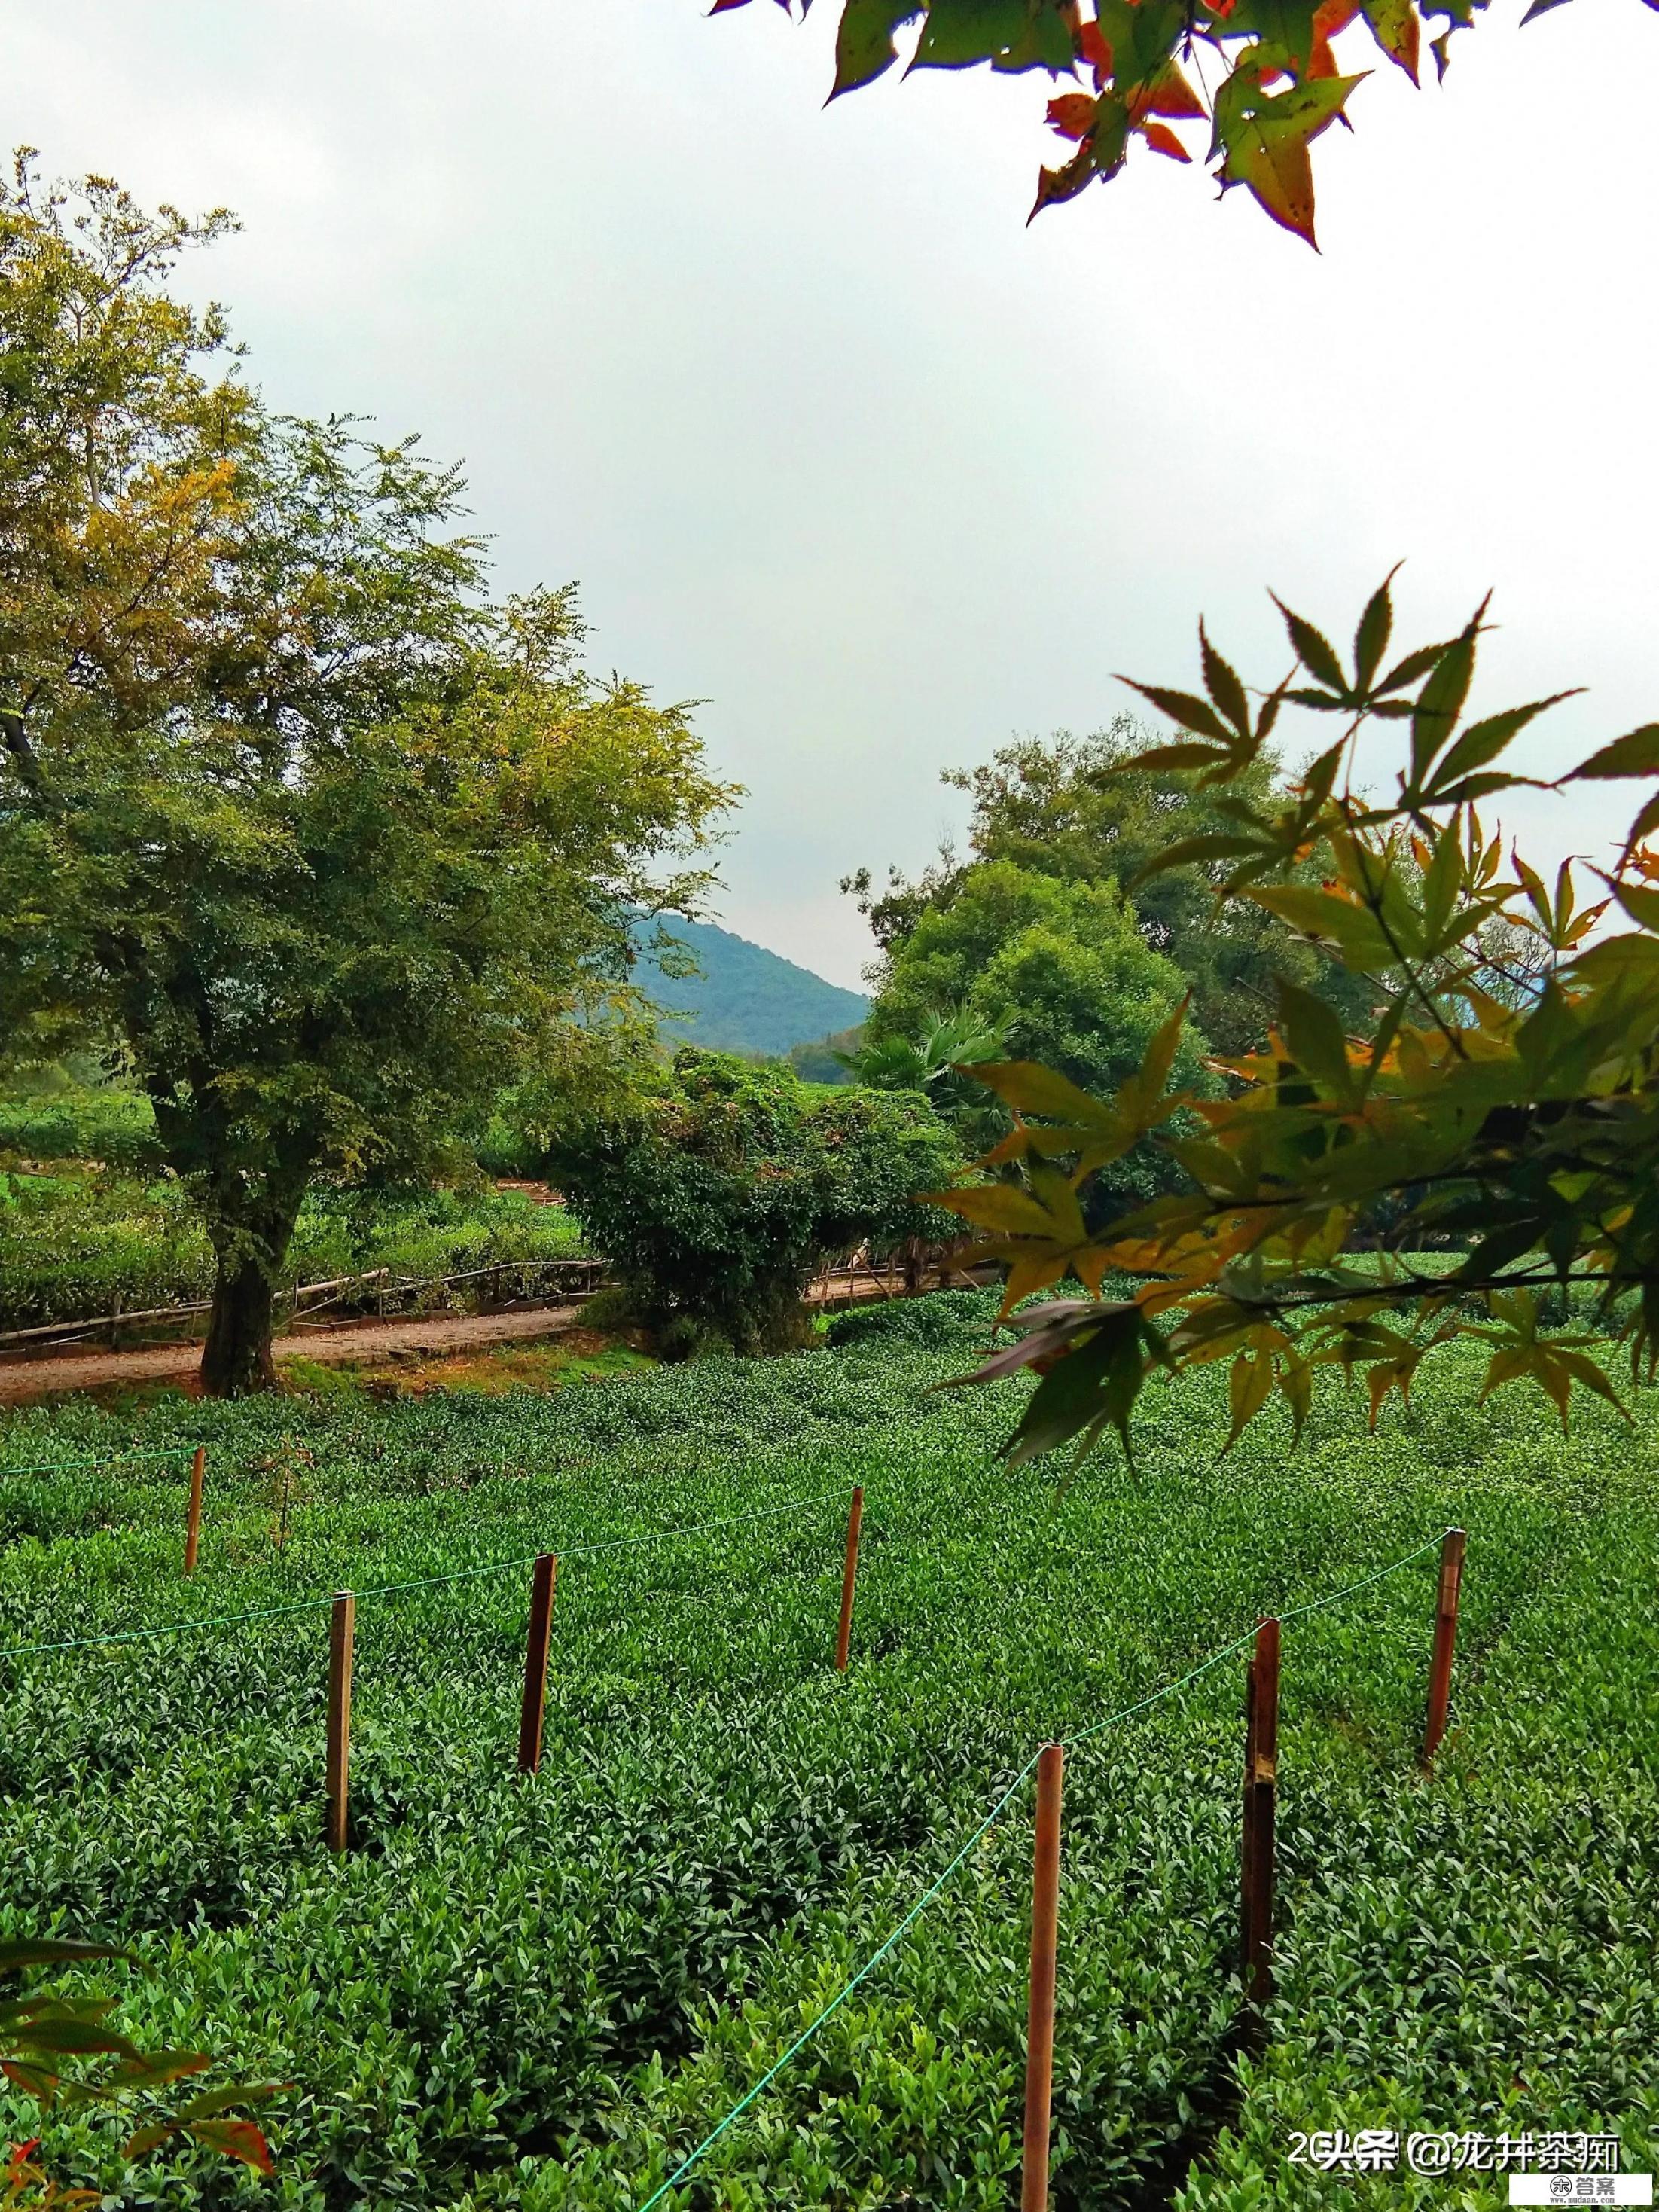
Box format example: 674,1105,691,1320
0,163,735,1393
786,1021,865,1082
849,715,1375,1057
712,0,1657,248
550,1047,962,1353
864,858,1215,1213
837,1001,1010,1149
928,569,1659,1469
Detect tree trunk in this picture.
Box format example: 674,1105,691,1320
201,1252,279,1397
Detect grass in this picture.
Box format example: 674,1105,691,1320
0,1292,1652,2207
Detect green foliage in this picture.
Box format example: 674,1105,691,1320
785,1024,865,1085
836,1003,1010,1157
0,1177,586,1333
0,1326,1651,2201
0,1090,159,1176
857,717,1375,1059
709,0,1593,246
630,918,868,1060
867,859,1215,1215
932,572,1659,1467
549,1048,962,1352
822,1283,994,1348
0,1939,277,2202
0,162,732,1394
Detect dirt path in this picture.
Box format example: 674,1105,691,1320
0,1303,589,1402
0,1262,996,1404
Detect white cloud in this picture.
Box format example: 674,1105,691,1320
6,0,1653,984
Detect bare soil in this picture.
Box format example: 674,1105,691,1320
0,1261,995,1405
0,1302,587,1403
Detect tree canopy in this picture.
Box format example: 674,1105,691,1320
712,0,1657,247
851,715,1374,1059
865,857,1216,1211
927,570,1659,1469
549,1046,962,1353
0,161,734,1392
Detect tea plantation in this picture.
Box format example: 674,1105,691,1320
1,1293,1654,2207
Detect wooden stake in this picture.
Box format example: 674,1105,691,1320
1240,1615,1279,2010
1423,1526,1467,1765
835,1484,865,1672
517,1551,560,1774
183,1445,206,1576
326,1591,355,1854
1020,1741,1065,2212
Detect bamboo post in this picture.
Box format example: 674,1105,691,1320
1422,1527,1467,1765
326,1591,355,1854
517,1551,560,1774
1240,1616,1279,2010
835,1485,865,1672
182,1445,206,1576
1020,1741,1066,2212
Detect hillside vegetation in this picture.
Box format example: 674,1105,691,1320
633,920,868,1059
0,1295,1651,2206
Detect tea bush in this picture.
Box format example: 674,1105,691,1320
0,1181,587,1333
0,1087,160,1173
0,1298,1651,2206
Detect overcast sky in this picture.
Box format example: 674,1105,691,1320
8,1,1655,987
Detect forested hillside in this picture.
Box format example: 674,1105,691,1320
631,918,867,1057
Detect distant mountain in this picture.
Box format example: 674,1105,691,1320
631,918,868,1060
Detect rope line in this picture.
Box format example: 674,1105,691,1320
638,1750,1044,2212
1276,1530,1444,1622
0,1487,852,1663
636,1527,1452,2208
0,1444,203,1478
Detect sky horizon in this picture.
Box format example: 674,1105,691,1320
7,1,1655,990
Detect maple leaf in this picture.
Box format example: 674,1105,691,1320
1047,91,1099,137
1077,17,1113,76
1307,0,1357,72
829,0,928,93
1215,68,1367,245
1140,120,1194,158
913,0,1078,75
1030,90,1132,216
1359,0,1422,78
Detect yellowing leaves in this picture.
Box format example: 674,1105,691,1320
927,574,1659,1472
1213,70,1367,246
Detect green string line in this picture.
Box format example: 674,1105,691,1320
1276,1530,1445,1622
0,1444,203,1479
636,1527,1456,2209
0,1487,853,1661
2,1591,340,1658
637,1750,1044,2212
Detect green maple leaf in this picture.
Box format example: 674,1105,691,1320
1359,0,1421,79
1215,69,1367,246
913,0,1077,72
1092,0,1193,84
831,0,926,93
1205,0,1322,72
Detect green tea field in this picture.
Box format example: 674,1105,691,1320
2,1294,1654,2208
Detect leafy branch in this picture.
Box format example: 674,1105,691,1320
0,1939,282,2203
708,0,1657,246
923,569,1659,1468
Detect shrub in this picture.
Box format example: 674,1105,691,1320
0,1088,160,1174
550,1050,962,1353
823,1288,994,1352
